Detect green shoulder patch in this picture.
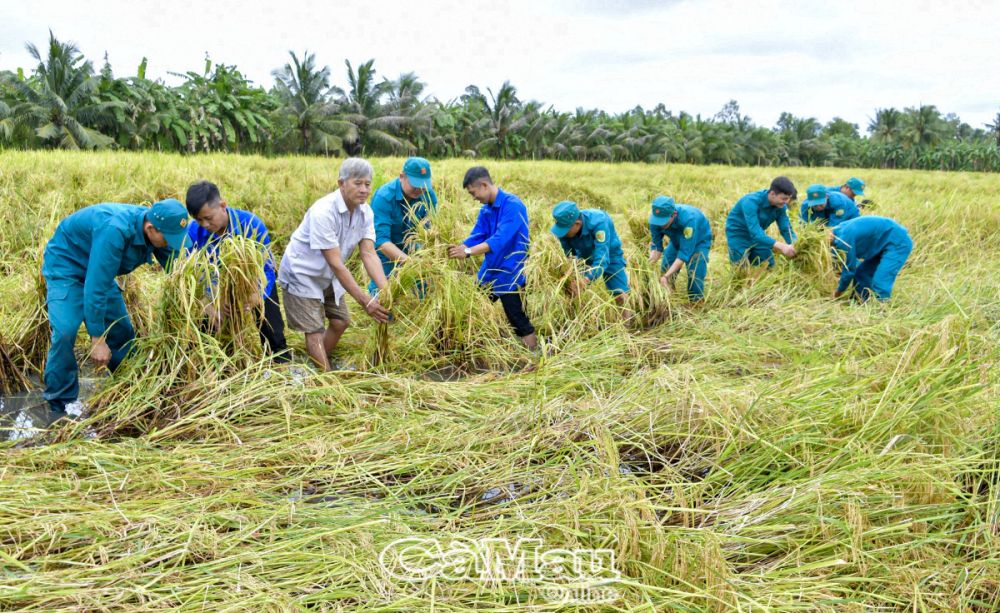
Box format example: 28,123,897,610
836,209,845,216
683,226,693,239
595,230,606,243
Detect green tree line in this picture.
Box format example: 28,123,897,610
3,32,1000,171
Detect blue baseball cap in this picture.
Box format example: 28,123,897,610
403,157,432,190
649,195,677,226
148,198,190,252
845,177,865,196
551,200,581,238
803,184,829,208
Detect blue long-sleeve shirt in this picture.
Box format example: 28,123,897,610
185,206,277,298
832,216,912,293
462,188,529,292
801,191,860,227
42,203,175,337
725,189,796,250
650,204,713,263
371,178,438,264
558,209,625,281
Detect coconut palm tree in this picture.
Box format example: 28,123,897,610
985,111,1000,148
868,107,902,143
7,31,117,149
271,50,355,155
471,81,530,159
901,104,945,149
331,59,413,155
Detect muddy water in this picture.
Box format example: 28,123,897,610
0,377,100,442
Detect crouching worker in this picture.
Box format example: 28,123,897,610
184,180,289,362
648,196,713,301
725,176,797,267
278,158,391,371
830,177,866,203
831,216,913,302
800,183,859,228
41,200,189,412
550,200,632,319
370,156,438,295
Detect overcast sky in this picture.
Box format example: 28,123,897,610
2,0,998,132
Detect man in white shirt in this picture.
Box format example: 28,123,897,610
278,157,391,370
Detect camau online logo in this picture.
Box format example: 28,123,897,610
379,537,622,605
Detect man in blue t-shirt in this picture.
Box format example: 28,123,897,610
184,181,288,362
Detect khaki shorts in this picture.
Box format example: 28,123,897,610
282,285,350,333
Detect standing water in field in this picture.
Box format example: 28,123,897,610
0,376,99,442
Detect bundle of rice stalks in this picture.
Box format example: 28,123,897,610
791,223,838,296
793,223,835,277
84,238,269,431
626,212,651,243
363,248,517,372
25,247,50,372
0,257,49,392
522,240,624,343
624,246,674,328
213,237,268,357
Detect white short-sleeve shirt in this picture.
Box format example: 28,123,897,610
277,189,376,304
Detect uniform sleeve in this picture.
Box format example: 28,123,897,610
462,207,490,247
662,241,678,270
835,241,858,293
675,227,697,264
184,223,202,254
247,215,276,279
649,223,665,252
308,206,340,251
741,198,776,249
829,197,860,227
585,219,612,281
371,192,394,249
843,199,860,222
243,215,270,246
777,207,796,243
83,226,128,337
484,202,528,258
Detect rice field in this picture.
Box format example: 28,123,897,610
1,151,998,611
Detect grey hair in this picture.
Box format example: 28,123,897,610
339,157,373,181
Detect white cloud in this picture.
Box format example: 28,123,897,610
1,0,997,130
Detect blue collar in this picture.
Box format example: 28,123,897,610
393,178,405,203
578,211,595,236
222,207,240,237
132,210,151,248
488,188,505,208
